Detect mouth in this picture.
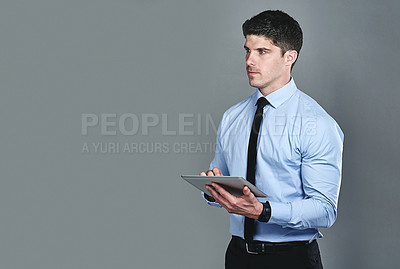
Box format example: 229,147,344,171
247,70,259,77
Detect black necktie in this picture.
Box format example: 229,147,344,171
244,97,269,242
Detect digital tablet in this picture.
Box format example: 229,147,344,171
181,175,267,197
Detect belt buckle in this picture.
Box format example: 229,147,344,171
245,243,260,255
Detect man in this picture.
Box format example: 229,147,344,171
200,10,344,269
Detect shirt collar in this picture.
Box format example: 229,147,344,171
254,78,298,109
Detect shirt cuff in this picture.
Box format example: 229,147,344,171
268,201,291,226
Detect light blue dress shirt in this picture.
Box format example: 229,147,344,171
203,79,344,242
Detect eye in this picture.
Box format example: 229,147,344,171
259,49,266,54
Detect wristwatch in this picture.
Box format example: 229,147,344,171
257,201,271,222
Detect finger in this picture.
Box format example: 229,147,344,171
205,185,214,197
209,183,251,214
211,168,223,176
206,170,215,176
200,172,207,176
211,183,236,202
206,185,229,207
242,186,258,202
243,186,251,195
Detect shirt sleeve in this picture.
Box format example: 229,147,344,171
268,116,344,229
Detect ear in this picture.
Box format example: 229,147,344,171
284,50,298,67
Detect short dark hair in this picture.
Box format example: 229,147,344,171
242,10,303,59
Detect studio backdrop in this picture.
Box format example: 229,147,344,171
1,0,399,268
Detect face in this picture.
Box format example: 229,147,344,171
244,35,295,95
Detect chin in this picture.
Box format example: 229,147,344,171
249,82,262,89
248,80,258,88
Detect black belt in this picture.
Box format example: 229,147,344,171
232,236,315,255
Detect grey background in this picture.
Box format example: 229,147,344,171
1,0,399,268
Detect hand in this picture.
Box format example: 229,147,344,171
199,168,223,177
199,168,223,202
205,182,263,219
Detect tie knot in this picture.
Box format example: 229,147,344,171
257,97,269,109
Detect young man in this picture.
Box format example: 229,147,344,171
200,10,344,269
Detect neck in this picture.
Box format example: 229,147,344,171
258,73,291,96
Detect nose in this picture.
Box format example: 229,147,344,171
246,51,255,67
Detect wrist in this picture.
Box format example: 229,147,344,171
255,202,263,217
257,201,271,222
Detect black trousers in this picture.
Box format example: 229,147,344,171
225,237,323,269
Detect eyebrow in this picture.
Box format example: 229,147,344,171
244,45,271,52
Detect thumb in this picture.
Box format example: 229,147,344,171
243,186,251,196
